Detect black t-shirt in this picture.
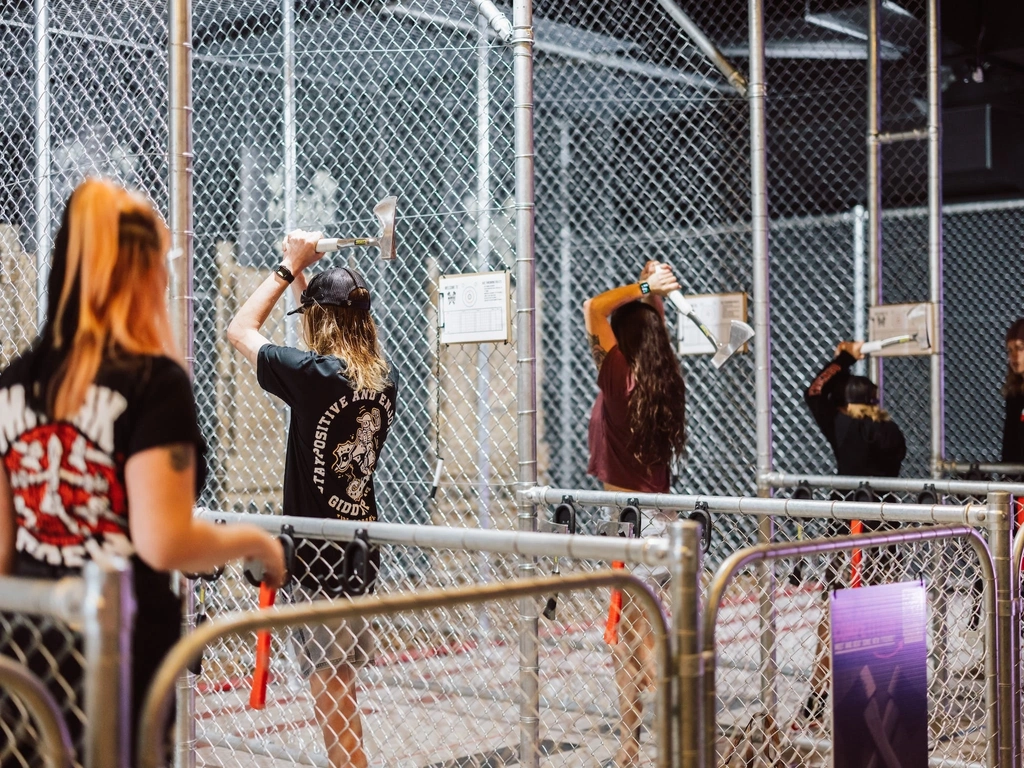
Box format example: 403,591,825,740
1002,394,1024,463
257,344,398,591
0,347,206,758
804,351,907,477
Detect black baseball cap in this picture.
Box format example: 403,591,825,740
287,267,371,314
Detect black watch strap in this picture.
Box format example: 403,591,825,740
638,281,650,295
275,264,295,284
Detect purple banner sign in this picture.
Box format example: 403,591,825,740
831,581,928,768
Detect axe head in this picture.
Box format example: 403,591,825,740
373,196,397,261
710,320,755,369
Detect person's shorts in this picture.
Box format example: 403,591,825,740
286,583,375,677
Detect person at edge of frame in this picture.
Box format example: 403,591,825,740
797,339,907,730
1000,318,1024,468
0,177,286,767
583,260,686,768
228,230,398,768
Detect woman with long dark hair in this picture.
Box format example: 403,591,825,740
584,260,685,767
0,178,285,764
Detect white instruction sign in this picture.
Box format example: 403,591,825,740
868,302,934,357
676,292,749,356
438,270,511,345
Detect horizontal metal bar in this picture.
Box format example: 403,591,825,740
0,576,85,623
195,508,671,566
938,461,1024,476
139,571,669,768
0,656,74,768
520,486,989,526
762,471,1024,499
877,128,928,143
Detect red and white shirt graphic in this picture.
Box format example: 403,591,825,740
1,383,135,567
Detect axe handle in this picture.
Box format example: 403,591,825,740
667,291,721,348
249,583,277,710
860,334,915,355
315,236,377,253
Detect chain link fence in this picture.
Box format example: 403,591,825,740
705,529,995,768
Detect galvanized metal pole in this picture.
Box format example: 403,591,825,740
282,0,298,344
866,0,883,392
168,0,194,370
748,0,778,720
512,1,539,765
34,0,51,329
670,521,702,768
852,205,867,376
926,0,945,477
987,491,1013,768
475,15,495,632
167,2,196,766
557,120,573,483
81,558,133,768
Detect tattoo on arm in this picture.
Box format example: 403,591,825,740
589,334,607,370
167,444,194,473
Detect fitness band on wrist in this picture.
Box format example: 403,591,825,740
638,281,650,295
275,264,295,284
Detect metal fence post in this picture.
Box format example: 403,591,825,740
81,557,134,768
986,491,1012,768
512,1,539,765
670,521,703,768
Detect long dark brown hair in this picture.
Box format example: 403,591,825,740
302,290,390,392
1002,318,1024,398
610,302,686,465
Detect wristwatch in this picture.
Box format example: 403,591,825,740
274,264,295,284
638,281,651,295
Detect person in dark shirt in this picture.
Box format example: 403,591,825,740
584,260,685,768
804,341,907,478
0,178,285,766
797,340,907,730
1000,318,1024,464
228,230,397,768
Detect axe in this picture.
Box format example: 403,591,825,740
316,196,397,261
667,290,754,369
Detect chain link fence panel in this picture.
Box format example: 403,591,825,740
708,534,993,768
188,547,672,767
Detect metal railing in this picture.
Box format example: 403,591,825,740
0,558,133,768
703,525,999,768
0,655,73,768
140,570,675,768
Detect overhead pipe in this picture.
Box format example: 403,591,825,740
655,0,747,95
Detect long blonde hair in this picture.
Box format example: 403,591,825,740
44,178,177,420
301,293,390,392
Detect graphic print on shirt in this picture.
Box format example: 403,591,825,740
0,383,133,567
333,407,382,501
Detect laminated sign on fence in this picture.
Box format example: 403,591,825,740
831,581,928,768
438,271,512,345
675,292,749,357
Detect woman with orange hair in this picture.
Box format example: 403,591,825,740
0,178,285,762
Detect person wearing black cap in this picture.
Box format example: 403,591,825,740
228,229,398,768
